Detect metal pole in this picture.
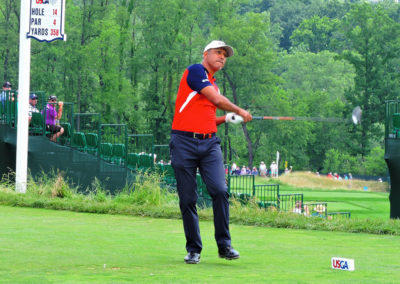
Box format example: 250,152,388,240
15,0,31,193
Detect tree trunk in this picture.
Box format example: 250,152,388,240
241,124,253,168
223,69,254,168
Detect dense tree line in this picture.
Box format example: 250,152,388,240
1,0,399,175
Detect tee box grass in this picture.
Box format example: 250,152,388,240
0,205,399,283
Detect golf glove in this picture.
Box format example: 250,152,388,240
225,113,244,124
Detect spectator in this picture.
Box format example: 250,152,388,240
231,162,237,175
270,161,274,177
240,166,247,175
312,204,326,218
28,93,40,123
259,161,267,177
303,204,310,216
344,174,348,180
284,167,289,174
251,166,258,175
292,200,303,214
246,166,251,175
270,161,278,177
316,171,320,177
348,173,353,180
327,172,333,179
44,95,64,142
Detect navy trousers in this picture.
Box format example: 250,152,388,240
170,133,231,253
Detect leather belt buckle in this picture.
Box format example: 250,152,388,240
191,132,213,139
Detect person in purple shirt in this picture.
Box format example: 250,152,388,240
44,95,64,142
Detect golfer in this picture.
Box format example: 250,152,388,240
170,40,252,264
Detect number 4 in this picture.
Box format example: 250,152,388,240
53,19,56,25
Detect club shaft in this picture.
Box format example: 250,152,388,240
252,116,347,123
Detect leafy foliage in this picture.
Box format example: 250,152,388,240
364,146,387,176
1,0,398,175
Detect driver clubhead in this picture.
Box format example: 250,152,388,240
351,106,362,125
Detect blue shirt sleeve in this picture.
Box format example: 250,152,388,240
186,64,212,93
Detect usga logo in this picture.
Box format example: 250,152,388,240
331,257,355,271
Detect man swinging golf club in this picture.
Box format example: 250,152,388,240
170,40,252,264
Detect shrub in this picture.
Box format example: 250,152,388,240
323,148,360,174
363,146,387,176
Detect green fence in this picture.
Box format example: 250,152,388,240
153,144,170,164
385,100,400,138
303,202,328,218
327,212,351,219
228,174,255,196
278,193,304,213
1,90,17,126
254,184,279,210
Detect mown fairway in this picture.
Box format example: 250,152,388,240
282,187,390,219
254,174,390,220
0,206,399,283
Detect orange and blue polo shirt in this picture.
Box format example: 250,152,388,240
172,64,220,133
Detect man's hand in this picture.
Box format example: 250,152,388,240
238,109,252,123
225,113,244,124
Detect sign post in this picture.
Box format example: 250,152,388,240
15,1,32,193
276,151,280,178
15,0,66,193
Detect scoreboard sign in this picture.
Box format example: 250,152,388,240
27,0,66,42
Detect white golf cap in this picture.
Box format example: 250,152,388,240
204,40,234,57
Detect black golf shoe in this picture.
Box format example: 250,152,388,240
184,252,200,264
218,246,240,260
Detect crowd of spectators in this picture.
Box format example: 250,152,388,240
324,172,353,180
229,161,293,177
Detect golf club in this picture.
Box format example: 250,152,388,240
250,106,362,125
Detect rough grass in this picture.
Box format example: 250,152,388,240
0,171,399,236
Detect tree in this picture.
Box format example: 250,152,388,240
364,146,387,176
339,3,400,156
291,16,340,53
275,51,356,170
210,11,278,168
323,148,360,174
0,0,19,83
267,0,323,50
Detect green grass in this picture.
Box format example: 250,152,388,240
0,205,399,283
253,174,390,220
1,172,399,236
280,186,390,219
